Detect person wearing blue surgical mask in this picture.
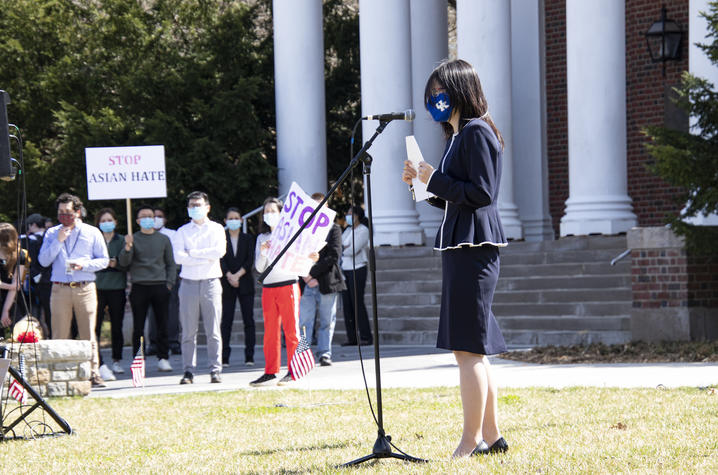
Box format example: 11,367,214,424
94,208,127,381
119,204,177,375
340,205,372,346
402,59,509,458
219,207,256,367
172,191,227,385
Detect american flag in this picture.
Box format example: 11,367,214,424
9,379,27,404
130,351,145,388
289,333,315,381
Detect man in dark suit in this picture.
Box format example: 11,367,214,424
298,194,347,366
219,208,256,366
24,213,52,336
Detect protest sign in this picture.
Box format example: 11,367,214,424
266,182,336,277
85,145,167,200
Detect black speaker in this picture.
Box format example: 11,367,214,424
0,90,15,181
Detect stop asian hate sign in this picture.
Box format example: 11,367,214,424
85,145,167,200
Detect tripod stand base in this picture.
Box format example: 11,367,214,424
341,431,427,467
1,363,72,441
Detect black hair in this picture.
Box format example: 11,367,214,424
135,204,154,217
225,207,241,218
56,193,83,212
26,213,45,227
259,197,282,234
424,59,504,148
187,191,209,205
348,205,369,227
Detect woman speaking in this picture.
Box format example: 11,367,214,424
402,59,509,458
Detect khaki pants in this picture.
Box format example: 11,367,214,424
51,282,99,375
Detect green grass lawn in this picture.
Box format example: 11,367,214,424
1,386,717,473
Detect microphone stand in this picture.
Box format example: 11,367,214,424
257,120,425,467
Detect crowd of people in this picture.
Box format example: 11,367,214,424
0,190,372,389
2,58,509,458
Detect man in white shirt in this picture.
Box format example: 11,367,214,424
154,208,176,240
172,192,227,384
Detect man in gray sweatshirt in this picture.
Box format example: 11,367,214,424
119,204,177,372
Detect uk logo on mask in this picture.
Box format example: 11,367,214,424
435,99,450,112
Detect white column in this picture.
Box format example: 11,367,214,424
686,0,718,225
560,0,637,236
273,0,327,195
457,0,522,239
410,0,448,240
359,0,423,246
511,0,554,241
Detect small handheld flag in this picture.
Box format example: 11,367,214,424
9,379,27,404
130,337,145,388
10,354,28,403
290,327,315,381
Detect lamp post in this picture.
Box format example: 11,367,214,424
645,5,684,77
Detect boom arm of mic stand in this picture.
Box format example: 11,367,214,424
256,121,389,284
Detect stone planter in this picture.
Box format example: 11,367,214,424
3,340,92,398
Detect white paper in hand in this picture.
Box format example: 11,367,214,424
405,135,431,202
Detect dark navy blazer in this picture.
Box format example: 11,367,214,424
426,118,507,250
220,230,255,295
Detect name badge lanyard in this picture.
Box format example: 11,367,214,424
64,228,81,260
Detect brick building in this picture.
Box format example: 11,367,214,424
275,0,717,245
273,1,716,342
545,0,689,238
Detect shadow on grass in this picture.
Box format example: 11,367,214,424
240,440,355,457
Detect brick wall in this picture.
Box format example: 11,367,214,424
625,0,687,226
543,1,688,236
631,247,688,309
687,257,718,307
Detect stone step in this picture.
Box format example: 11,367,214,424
500,249,627,266
500,329,632,347
497,315,630,331
373,261,629,281
493,288,631,304
493,301,631,317
368,292,442,306
373,235,628,257
375,250,630,272
496,274,632,291
370,274,631,294
499,261,630,278
218,236,634,347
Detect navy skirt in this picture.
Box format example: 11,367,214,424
436,245,507,355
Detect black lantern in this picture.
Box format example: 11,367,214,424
645,6,684,76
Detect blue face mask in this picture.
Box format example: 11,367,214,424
139,217,155,230
99,222,115,233
188,206,208,221
427,92,453,122
226,219,242,231
345,215,353,227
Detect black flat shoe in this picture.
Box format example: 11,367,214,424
470,440,489,456
488,437,509,454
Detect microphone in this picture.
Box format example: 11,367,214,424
362,109,415,122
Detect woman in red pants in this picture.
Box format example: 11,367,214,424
250,197,317,387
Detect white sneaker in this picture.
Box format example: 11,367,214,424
111,361,124,374
99,364,116,381
157,358,173,372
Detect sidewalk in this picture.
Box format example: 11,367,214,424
89,345,718,398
